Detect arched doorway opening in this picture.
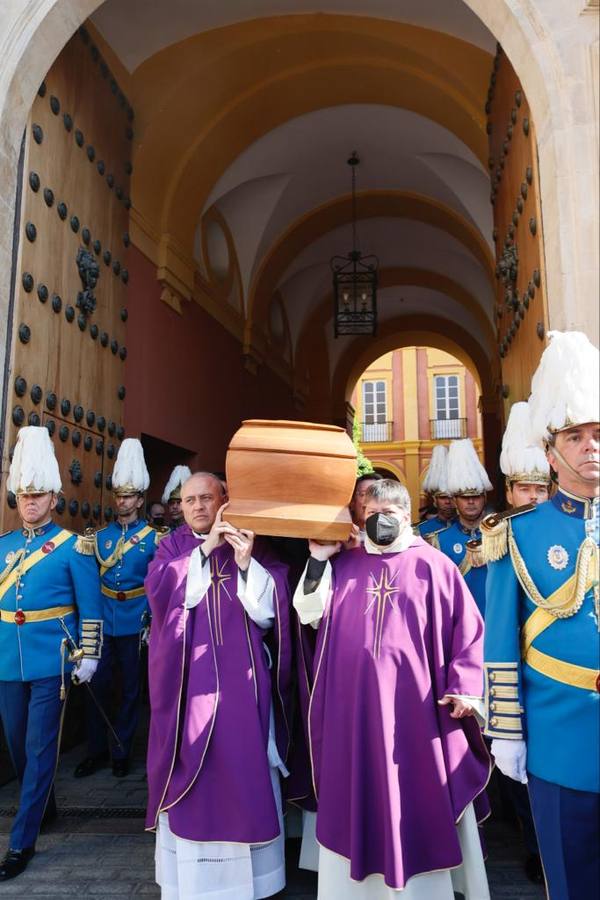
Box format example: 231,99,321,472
1,0,597,532
349,344,485,512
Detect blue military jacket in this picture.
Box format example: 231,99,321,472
95,519,161,637
483,489,600,792
416,515,454,538
432,520,487,617
0,521,102,681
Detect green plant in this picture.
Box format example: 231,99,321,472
352,416,375,476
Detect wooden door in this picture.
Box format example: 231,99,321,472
487,45,550,414
1,27,133,533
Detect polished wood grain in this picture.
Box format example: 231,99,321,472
225,420,356,539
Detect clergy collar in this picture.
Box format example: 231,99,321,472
21,519,53,538
365,525,417,555
552,487,598,520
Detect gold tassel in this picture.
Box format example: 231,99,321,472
480,517,508,563
95,534,125,569
466,539,486,568
0,548,25,584
60,639,67,700
75,527,96,556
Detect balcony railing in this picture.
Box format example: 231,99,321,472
361,421,393,442
430,418,467,440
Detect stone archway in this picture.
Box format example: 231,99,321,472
0,0,596,399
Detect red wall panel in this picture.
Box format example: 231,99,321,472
124,247,296,482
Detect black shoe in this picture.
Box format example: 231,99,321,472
112,759,129,778
73,753,109,778
0,847,35,880
524,853,544,885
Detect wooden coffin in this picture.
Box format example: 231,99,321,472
224,419,357,540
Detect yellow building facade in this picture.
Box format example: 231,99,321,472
352,348,483,516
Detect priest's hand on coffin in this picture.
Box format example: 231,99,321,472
202,501,240,557
308,539,342,561
342,524,361,551
223,527,255,573
438,695,476,719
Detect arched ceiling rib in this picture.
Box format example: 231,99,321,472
292,266,495,364
123,17,491,251
246,191,495,340
200,104,494,302
278,217,494,330
333,315,494,405
93,0,495,72
88,5,497,407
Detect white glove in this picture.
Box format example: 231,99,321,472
73,658,98,684
491,738,528,783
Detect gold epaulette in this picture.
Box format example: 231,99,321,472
424,530,443,550
151,525,170,543
466,539,486,569
74,527,96,556
480,503,536,563
423,523,450,546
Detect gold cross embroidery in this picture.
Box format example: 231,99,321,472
210,557,232,646
365,568,401,658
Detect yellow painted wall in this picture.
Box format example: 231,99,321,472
356,346,484,514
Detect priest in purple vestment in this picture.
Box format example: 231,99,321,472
145,472,292,900
294,479,491,900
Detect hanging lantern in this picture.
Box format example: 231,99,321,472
331,152,378,337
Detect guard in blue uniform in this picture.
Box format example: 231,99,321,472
428,438,492,617
414,444,456,537
75,439,165,778
488,401,551,885
483,331,600,900
161,464,191,531
0,427,102,881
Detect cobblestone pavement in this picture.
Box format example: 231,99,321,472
0,727,545,899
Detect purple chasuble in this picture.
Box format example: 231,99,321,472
308,538,490,889
144,526,291,841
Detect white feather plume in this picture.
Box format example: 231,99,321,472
162,465,192,504
422,445,449,494
500,402,549,478
447,438,492,494
112,439,150,492
7,426,62,494
529,331,600,441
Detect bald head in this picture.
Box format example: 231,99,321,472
181,472,227,533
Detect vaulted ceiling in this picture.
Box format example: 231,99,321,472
92,0,497,416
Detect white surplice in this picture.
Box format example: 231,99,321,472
154,540,287,899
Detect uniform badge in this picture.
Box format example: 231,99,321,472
547,545,569,570
453,543,463,555
561,500,576,515
130,534,140,545
41,541,55,554
104,539,113,550
4,551,15,566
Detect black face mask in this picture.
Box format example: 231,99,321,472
152,516,165,527
365,512,400,546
